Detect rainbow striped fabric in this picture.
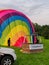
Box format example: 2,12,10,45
0,9,36,47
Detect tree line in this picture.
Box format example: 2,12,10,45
33,23,49,39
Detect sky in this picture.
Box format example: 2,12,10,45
0,0,49,25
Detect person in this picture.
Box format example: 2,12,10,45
36,38,39,43
8,38,10,47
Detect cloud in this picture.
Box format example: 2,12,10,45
0,0,49,25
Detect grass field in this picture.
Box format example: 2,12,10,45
1,37,49,65
11,37,49,65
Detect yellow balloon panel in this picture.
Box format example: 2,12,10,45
4,25,30,46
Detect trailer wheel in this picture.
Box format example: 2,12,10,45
1,56,13,65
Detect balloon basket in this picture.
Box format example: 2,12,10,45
20,43,43,53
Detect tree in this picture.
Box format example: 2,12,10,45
34,23,42,36
33,23,49,39
42,25,49,39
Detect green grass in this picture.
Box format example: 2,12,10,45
1,37,49,65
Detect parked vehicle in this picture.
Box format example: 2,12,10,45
0,47,16,65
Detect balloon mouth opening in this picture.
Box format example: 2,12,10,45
14,36,27,47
